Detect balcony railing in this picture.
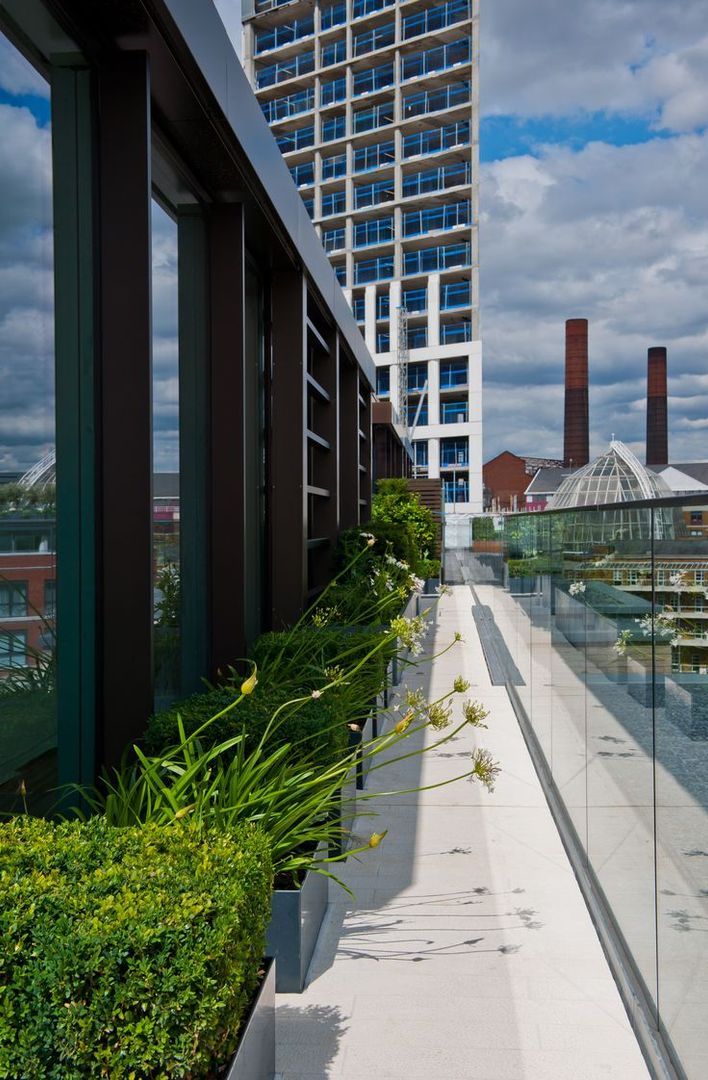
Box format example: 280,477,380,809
403,0,470,40
462,493,708,1080
403,120,470,158
401,38,470,82
403,241,470,276
256,50,315,89
402,81,470,119
261,87,314,123
255,15,315,54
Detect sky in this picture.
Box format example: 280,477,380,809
2,6,707,473
480,0,708,464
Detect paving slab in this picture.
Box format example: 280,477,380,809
276,586,650,1079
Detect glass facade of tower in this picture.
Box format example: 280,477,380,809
243,0,482,511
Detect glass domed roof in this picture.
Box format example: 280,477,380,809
548,441,671,510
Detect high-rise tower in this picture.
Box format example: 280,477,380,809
242,0,482,511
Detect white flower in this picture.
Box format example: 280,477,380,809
311,689,322,699
569,581,586,597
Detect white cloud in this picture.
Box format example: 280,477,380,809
482,133,708,463
0,36,48,98
483,0,708,130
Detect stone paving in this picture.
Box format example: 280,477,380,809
274,586,651,1079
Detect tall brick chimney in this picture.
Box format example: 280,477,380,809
646,346,668,466
563,318,589,468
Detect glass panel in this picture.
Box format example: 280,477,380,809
655,501,708,1073
151,201,180,709
583,506,657,1007
0,36,56,815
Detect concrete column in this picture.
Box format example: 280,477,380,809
428,357,440,425
428,437,440,480
428,272,440,347
364,284,377,352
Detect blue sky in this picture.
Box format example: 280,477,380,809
480,0,708,464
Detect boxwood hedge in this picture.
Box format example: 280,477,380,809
0,816,271,1079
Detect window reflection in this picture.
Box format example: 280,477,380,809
151,200,180,708
0,32,56,814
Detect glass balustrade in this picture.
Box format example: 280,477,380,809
403,0,470,40
403,120,470,157
255,14,315,53
401,38,470,81
458,497,708,1080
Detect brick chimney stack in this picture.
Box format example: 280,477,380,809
563,318,589,468
646,346,668,466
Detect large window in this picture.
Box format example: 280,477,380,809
441,280,470,309
402,161,470,197
322,153,347,180
0,630,28,669
322,188,346,216
276,124,315,153
354,178,395,208
376,366,390,396
0,582,28,618
261,87,314,123
403,120,470,157
403,0,470,39
321,1,346,29
354,255,395,285
413,440,429,468
403,81,470,118
352,296,366,321
323,226,346,252
321,38,346,66
322,113,346,142
353,139,395,172
151,201,180,709
0,32,56,813
401,38,470,81
403,200,470,237
354,22,395,56
255,13,314,52
290,161,315,187
440,359,468,387
352,0,394,17
441,398,468,423
408,362,428,391
440,436,469,466
441,320,471,343
321,77,346,106
353,100,394,134
403,241,470,276
353,63,394,96
354,216,394,247
402,287,427,313
256,50,315,88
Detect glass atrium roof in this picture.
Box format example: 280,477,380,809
548,441,672,510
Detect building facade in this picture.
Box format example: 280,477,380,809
242,0,482,511
0,0,385,813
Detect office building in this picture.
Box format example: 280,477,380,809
242,0,482,510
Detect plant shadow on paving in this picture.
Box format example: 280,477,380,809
276,1003,346,1079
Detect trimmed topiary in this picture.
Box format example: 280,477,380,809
0,816,272,1079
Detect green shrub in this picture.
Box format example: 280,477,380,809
335,521,417,572
143,682,348,763
251,627,388,726
371,478,436,561
418,558,441,581
472,516,498,540
0,816,272,1079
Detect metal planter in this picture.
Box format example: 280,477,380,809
265,852,329,993
226,958,275,1080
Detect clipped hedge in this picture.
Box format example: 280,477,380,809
0,816,272,1080
143,682,349,763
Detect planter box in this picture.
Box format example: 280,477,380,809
226,958,275,1080
349,710,374,790
265,854,329,993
